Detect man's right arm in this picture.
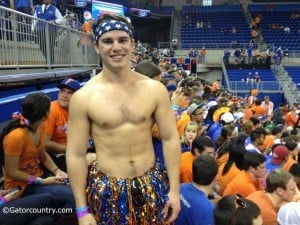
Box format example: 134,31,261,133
66,91,90,208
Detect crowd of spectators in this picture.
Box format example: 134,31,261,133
129,49,300,224
1,4,300,224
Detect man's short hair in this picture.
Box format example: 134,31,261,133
192,154,218,185
191,136,214,155
134,61,161,79
243,151,266,170
250,128,266,142
265,169,293,193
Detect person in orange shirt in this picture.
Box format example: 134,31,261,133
282,141,299,171
223,151,266,197
177,102,206,137
289,163,300,199
79,17,94,61
1,92,75,211
180,136,214,183
285,106,299,128
217,136,247,195
44,78,81,172
247,169,297,225
247,89,258,107
259,124,283,154
250,98,267,117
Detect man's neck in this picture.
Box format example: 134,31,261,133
247,170,257,182
192,182,212,196
265,192,282,208
102,67,135,84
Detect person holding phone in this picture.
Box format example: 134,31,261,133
0,92,76,224
0,188,57,225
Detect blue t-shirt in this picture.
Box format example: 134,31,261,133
181,143,191,153
266,158,281,172
175,183,215,225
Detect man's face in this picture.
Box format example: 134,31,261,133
191,107,205,123
278,178,297,202
257,134,265,146
44,0,52,5
58,88,74,108
252,162,267,179
94,30,134,72
195,146,215,157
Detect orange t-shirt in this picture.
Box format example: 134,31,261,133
244,108,254,120
247,191,278,225
250,105,267,117
217,163,241,196
285,112,298,127
180,152,195,183
259,135,274,153
80,22,93,45
282,157,297,172
44,101,69,145
215,152,229,167
3,127,44,194
223,170,263,197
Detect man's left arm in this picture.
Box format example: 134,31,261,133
153,82,181,223
44,135,66,154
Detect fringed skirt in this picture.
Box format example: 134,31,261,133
86,159,169,225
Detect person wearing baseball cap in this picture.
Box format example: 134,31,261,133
43,78,81,172
266,145,289,173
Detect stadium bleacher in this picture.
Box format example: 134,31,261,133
248,4,300,51
181,5,250,49
284,66,300,90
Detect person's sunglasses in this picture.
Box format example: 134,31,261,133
235,193,248,208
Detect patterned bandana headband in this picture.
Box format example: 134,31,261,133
93,20,133,42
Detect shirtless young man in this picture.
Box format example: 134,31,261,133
66,14,181,225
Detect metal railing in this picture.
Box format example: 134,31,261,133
0,6,99,70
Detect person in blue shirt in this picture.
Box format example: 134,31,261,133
266,144,289,172
175,154,217,225
31,0,63,64
10,0,34,41
10,0,32,14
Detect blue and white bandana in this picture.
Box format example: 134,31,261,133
93,20,133,42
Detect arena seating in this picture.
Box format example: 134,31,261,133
248,4,300,51
226,69,280,91
0,80,87,123
181,5,250,49
284,66,300,90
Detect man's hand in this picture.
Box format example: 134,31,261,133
171,87,184,107
78,213,97,225
163,190,180,223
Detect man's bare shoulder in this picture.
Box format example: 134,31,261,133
136,73,167,90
